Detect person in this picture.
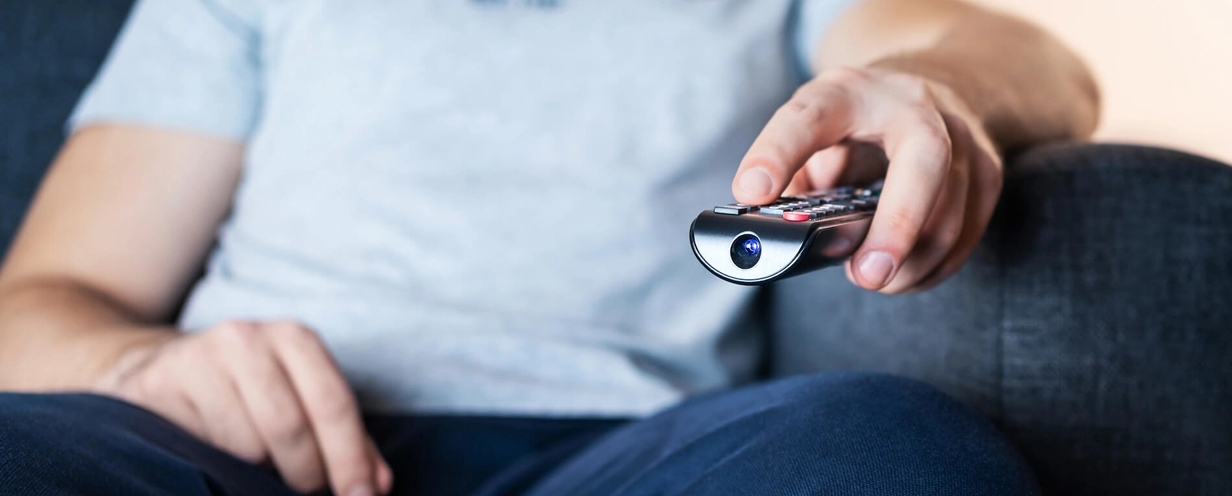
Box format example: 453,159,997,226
0,0,1098,494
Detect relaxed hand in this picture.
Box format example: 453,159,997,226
93,320,393,496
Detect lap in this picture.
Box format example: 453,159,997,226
0,373,1039,496
528,372,1041,496
0,393,617,496
0,392,295,496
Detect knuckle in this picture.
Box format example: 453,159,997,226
213,320,260,346
822,66,871,86
229,439,267,464
782,95,830,125
923,126,954,164
133,367,174,398
889,73,931,101
942,112,972,137
884,208,922,240
263,412,312,446
936,220,965,249
981,162,1005,192
271,321,319,344
313,388,357,423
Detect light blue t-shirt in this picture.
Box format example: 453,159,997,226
71,0,852,416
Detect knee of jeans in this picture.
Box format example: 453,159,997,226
768,373,1039,494
770,372,1002,449
779,372,957,414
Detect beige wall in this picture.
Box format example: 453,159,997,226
972,0,1232,164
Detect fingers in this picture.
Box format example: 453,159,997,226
912,147,1003,291
802,146,849,191
180,346,265,463
875,115,973,294
369,438,394,495
849,107,953,290
782,166,814,197
268,321,381,496
97,320,385,495
803,143,890,191
733,80,856,205
219,322,328,493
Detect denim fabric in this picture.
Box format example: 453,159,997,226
0,373,1040,495
772,143,1232,495
523,373,1039,496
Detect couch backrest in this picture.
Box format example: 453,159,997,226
770,143,1232,495
0,0,135,259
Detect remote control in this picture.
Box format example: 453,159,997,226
689,181,882,285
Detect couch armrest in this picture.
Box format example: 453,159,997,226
768,143,1232,495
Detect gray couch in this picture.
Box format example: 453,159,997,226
3,1,1230,494
771,143,1232,494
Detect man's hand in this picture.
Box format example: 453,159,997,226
94,320,393,496
732,66,1002,294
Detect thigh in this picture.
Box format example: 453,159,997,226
365,414,624,496
0,393,295,496
525,372,1041,496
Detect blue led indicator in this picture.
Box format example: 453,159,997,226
743,238,761,256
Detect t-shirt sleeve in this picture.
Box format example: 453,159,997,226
68,0,262,140
792,0,860,78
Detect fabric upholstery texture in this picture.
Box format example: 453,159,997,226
2,1,1230,494
0,0,135,257
772,143,1232,495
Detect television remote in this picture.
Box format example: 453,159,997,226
690,181,881,285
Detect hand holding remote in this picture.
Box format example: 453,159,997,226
732,66,1002,293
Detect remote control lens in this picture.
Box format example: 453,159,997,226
730,233,761,269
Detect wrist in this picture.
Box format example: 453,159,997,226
89,328,180,392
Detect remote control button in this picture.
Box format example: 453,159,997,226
783,211,815,222
714,204,753,215
763,202,808,216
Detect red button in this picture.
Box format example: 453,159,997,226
783,211,813,222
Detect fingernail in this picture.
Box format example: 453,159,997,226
348,483,374,496
737,169,774,197
857,251,894,287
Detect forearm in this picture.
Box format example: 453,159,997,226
0,279,177,391
0,126,242,391
820,0,1101,151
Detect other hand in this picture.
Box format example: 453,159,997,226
94,320,393,496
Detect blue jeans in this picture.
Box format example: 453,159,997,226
0,373,1039,495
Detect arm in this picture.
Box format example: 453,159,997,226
0,125,241,390
732,0,1099,293
816,0,1100,149
0,125,391,495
